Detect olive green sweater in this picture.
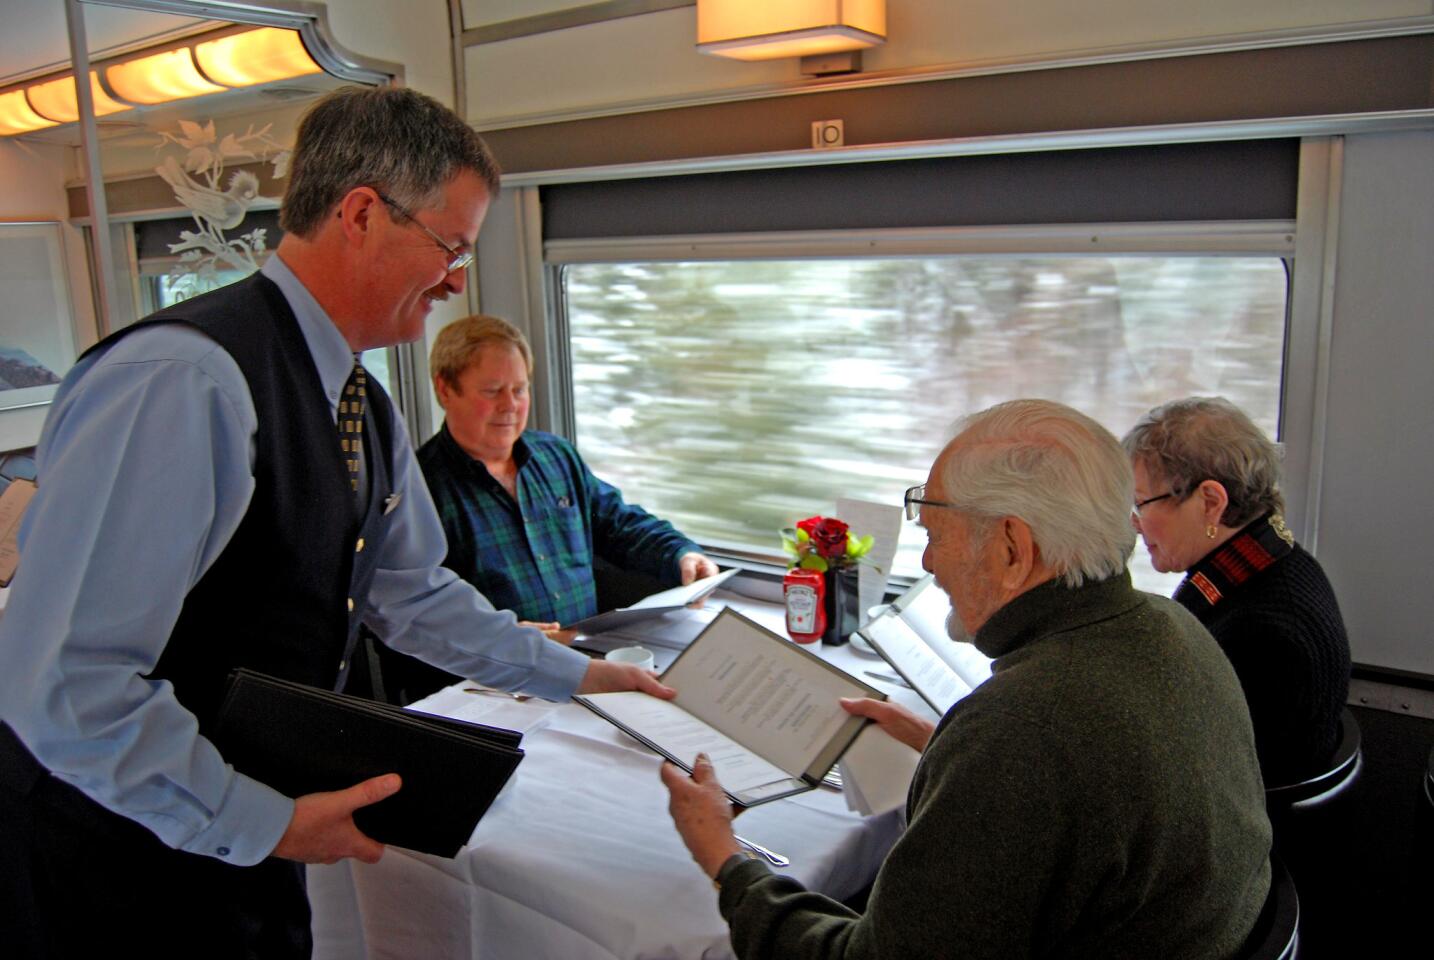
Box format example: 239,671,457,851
717,572,1272,960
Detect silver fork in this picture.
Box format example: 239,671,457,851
734,834,790,867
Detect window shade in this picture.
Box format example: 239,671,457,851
541,139,1299,240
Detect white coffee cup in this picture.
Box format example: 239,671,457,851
605,645,656,672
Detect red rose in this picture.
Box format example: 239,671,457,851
798,516,849,562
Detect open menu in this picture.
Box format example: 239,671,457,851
576,607,882,806
856,575,994,716
566,567,739,637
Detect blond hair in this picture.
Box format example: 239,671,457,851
429,315,533,389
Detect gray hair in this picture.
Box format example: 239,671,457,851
941,399,1136,588
1121,396,1283,529
279,86,500,238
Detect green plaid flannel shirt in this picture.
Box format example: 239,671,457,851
417,426,701,625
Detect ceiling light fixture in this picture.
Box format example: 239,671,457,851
106,48,229,104
194,27,322,88
0,26,324,137
0,89,58,136
25,72,130,123
696,0,887,65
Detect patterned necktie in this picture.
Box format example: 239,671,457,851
339,362,367,493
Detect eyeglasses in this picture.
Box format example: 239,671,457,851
1131,491,1176,519
375,190,474,274
904,484,960,522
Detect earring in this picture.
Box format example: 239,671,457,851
1205,524,1218,539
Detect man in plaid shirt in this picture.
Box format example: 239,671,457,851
380,315,717,700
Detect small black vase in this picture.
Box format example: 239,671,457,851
822,566,861,646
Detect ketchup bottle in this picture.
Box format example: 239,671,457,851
783,568,826,643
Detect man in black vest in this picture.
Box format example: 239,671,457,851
0,86,669,958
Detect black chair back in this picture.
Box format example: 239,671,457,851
1263,707,1364,957
1419,743,1434,904
1237,853,1300,960
1266,707,1363,815
1424,743,1434,812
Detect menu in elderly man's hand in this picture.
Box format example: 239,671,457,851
576,608,884,805
857,575,993,715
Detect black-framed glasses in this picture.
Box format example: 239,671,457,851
904,483,960,522
375,190,474,273
1131,491,1176,519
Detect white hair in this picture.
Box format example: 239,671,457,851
940,399,1136,587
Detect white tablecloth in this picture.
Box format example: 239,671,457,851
309,594,936,960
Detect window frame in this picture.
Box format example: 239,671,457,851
98,205,426,431
543,220,1296,576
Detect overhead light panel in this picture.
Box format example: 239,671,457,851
0,89,58,136
106,48,229,104
697,0,886,62
25,72,130,123
195,26,321,87
1,26,322,137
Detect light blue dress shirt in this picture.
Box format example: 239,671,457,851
0,255,590,866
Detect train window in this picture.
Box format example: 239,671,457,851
133,215,394,397
559,254,1288,593
143,265,394,397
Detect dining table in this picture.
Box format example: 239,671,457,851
308,590,954,960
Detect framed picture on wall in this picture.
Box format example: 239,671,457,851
0,221,77,419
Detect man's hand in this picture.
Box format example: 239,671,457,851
272,773,402,865
660,754,741,878
841,697,937,752
520,620,579,645
678,552,720,585
577,659,676,699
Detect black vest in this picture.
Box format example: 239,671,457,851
82,273,397,733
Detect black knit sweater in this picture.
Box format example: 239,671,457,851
1178,533,1352,787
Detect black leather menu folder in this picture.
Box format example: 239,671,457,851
212,669,524,858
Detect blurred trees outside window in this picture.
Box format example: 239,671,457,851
565,255,1287,593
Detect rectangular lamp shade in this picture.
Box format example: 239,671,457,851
697,0,886,61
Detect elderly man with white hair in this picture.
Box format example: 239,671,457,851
662,399,1273,960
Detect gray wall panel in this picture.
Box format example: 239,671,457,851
481,35,1433,174
1320,131,1434,674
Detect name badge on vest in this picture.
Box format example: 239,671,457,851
383,493,402,515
